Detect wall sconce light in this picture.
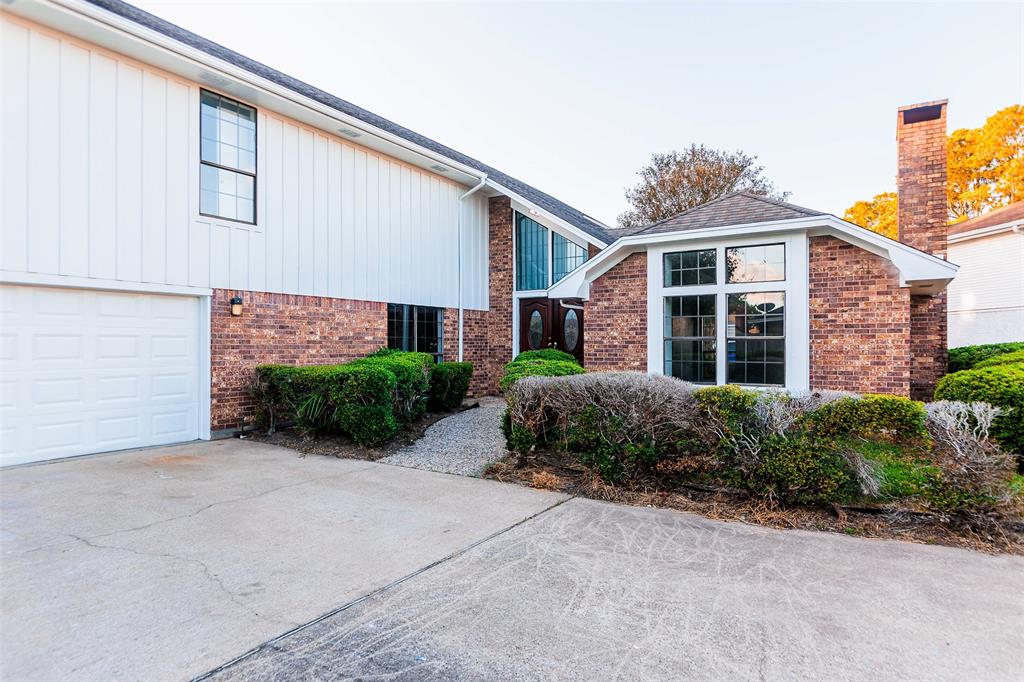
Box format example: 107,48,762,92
230,296,243,316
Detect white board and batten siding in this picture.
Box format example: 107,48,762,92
0,13,490,310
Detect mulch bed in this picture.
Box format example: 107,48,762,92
245,407,464,461
485,450,1024,555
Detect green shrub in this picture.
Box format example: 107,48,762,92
499,359,584,392
749,435,857,505
851,439,940,500
693,385,757,435
934,364,1024,455
428,362,473,411
561,405,659,484
350,351,432,423
808,394,929,443
253,363,399,445
512,349,579,365
973,349,1024,369
948,342,1024,372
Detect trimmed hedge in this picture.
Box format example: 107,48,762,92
499,359,585,392
428,362,474,411
504,373,1019,516
512,349,579,365
934,363,1024,456
254,363,398,445
973,349,1024,369
253,350,473,446
948,342,1024,372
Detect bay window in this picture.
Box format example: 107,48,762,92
657,240,799,388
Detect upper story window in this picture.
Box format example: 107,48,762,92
516,214,548,290
664,248,716,286
553,233,587,284
726,243,785,283
515,212,590,291
200,90,256,224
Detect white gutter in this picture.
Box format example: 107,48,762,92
457,176,488,362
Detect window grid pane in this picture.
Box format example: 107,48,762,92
664,249,716,287
664,294,716,384
726,292,785,386
200,90,256,224
516,214,548,290
552,232,588,284
725,243,785,283
387,304,444,362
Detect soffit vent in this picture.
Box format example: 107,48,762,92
337,127,362,138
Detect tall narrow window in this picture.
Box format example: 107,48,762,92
664,294,716,384
516,213,548,290
387,304,444,361
727,292,785,386
200,90,257,224
552,233,588,284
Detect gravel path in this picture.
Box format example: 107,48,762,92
380,397,508,477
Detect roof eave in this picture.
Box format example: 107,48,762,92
548,214,958,300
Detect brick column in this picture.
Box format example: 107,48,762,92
484,195,515,392
897,100,948,399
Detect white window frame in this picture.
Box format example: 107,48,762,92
646,233,809,391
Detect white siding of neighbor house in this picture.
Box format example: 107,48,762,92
947,231,1024,346
0,14,489,310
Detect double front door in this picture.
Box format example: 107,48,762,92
518,298,584,364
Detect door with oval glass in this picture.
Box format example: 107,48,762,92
518,298,584,365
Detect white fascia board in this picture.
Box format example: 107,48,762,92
948,221,1023,244
548,214,959,299
29,0,487,188
493,180,609,249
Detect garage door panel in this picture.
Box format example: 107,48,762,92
0,285,202,466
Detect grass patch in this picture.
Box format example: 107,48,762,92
844,438,940,501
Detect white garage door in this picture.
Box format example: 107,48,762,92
0,285,202,466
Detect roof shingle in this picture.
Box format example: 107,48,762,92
631,192,825,235
949,202,1024,235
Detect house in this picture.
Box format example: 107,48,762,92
0,0,956,466
946,202,1024,347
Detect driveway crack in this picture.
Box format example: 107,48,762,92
191,494,576,681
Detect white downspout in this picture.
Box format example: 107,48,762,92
457,175,488,362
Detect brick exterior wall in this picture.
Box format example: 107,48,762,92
898,100,948,399
210,289,386,432
484,196,515,391
584,253,648,371
808,237,911,395
442,307,492,397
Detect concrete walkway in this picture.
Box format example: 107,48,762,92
2,440,1022,681
381,397,508,476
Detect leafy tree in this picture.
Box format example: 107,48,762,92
845,104,1023,236
617,145,789,228
843,191,897,239
948,104,1023,221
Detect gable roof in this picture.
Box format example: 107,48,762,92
630,192,825,235
84,0,616,244
949,202,1024,236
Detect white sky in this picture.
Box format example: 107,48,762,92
136,0,1023,226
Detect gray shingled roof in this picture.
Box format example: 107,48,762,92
633,192,826,235
85,0,616,244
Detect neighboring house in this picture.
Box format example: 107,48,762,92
0,0,956,466
946,203,1024,347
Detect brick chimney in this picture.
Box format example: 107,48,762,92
896,99,948,400
897,99,948,257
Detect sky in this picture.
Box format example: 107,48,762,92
136,0,1023,227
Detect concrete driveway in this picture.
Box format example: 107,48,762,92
2,440,1022,681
